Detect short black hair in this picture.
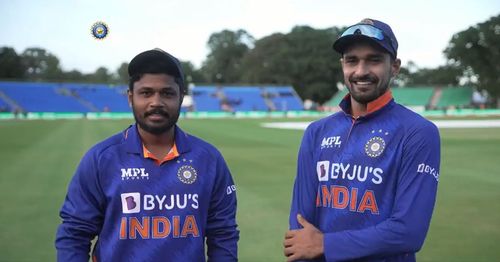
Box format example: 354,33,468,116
128,73,185,94
127,49,185,94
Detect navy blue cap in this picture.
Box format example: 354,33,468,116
333,18,398,58
128,48,185,88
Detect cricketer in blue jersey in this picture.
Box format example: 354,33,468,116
56,49,239,261
284,19,440,262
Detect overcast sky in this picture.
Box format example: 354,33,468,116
1,0,498,74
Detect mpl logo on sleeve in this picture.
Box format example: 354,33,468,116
121,192,141,214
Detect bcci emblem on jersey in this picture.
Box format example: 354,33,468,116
365,136,386,158
177,165,198,184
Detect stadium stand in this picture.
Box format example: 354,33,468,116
0,82,89,113
265,86,303,111
0,81,478,115
0,97,10,112
191,86,222,112
0,82,306,113
436,87,473,109
391,87,434,106
66,84,130,112
223,86,268,112
323,89,349,107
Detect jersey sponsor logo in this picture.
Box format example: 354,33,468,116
121,168,149,181
316,185,379,214
316,161,384,185
119,192,201,240
321,136,342,149
121,193,141,213
177,165,197,184
317,161,330,181
226,185,236,195
119,215,200,240
417,163,439,181
120,192,199,214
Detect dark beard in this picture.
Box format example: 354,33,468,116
348,73,390,104
133,107,180,135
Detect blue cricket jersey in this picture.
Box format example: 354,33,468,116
56,124,239,261
289,91,440,261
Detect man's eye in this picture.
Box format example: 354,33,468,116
370,58,382,62
161,91,175,96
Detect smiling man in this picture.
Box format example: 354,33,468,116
56,49,239,261
284,19,441,262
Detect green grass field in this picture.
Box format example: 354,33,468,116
0,118,499,261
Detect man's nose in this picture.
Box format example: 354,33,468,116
353,61,369,77
150,92,163,107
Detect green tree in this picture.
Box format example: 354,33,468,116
444,14,500,100
181,61,205,85
116,62,129,84
201,29,254,83
21,47,63,80
241,26,344,104
240,33,291,84
62,70,84,82
396,64,463,86
91,67,111,83
0,47,25,79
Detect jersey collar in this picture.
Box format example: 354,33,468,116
123,124,192,157
339,89,394,117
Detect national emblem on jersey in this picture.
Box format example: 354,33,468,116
177,165,198,184
365,136,386,158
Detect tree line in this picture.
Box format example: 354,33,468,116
0,14,498,104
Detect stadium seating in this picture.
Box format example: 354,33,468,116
0,97,10,112
265,86,303,111
5,81,475,114
191,86,221,112
0,82,89,112
391,87,434,106
223,86,268,111
324,89,349,107
436,87,472,108
66,84,130,112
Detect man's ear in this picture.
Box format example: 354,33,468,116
127,89,132,107
391,58,401,77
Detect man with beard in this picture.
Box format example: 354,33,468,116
56,49,239,261
284,19,440,262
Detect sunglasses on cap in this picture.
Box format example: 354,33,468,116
340,24,396,55
341,24,385,39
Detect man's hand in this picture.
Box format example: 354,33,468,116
283,214,324,262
